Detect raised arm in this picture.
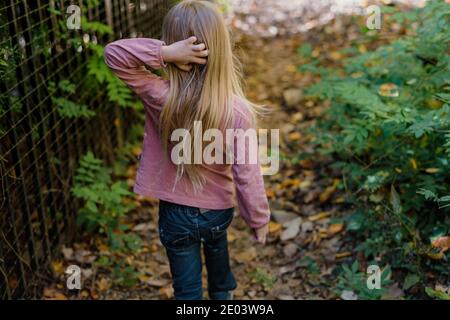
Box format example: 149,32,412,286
104,37,209,108
104,38,169,108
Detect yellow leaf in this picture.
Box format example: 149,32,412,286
432,236,450,253
288,131,302,141
308,211,331,222
410,158,418,170
285,64,297,73
265,188,275,199
335,252,352,259
319,186,336,203
269,221,282,234
131,146,142,157
44,287,67,300
51,260,65,275
425,168,440,174
426,98,443,109
330,51,343,61
138,274,152,283
328,223,344,236
234,247,257,263
97,278,111,291
426,252,444,260
394,168,402,173
358,44,367,53
227,231,237,242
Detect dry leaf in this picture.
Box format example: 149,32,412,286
51,260,65,275
308,211,331,222
335,252,352,259
327,223,344,236
97,278,111,291
234,247,257,263
432,236,450,252
44,287,67,300
269,221,282,234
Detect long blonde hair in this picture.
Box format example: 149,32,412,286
160,0,259,191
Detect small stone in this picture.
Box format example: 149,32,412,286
283,88,303,107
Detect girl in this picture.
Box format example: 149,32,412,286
104,0,270,300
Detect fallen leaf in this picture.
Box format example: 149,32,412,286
431,236,450,253
43,287,67,300
269,221,282,234
271,209,299,224
327,223,344,236
280,217,302,241
335,252,352,259
145,279,171,287
62,247,74,260
227,231,237,242
308,211,331,222
288,131,302,141
97,278,111,292
234,247,257,263
51,260,65,275
283,243,298,258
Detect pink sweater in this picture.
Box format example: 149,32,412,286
104,38,270,228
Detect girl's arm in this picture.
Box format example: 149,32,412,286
104,38,169,108
104,37,208,108
232,111,271,243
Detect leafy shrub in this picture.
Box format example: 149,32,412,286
71,151,142,253
335,261,392,300
300,0,450,296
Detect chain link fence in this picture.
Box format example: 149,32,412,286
0,0,170,299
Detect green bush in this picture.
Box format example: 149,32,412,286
300,0,450,297
71,151,141,253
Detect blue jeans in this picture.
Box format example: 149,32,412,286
158,200,237,300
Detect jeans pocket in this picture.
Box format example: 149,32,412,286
210,209,234,240
159,227,191,250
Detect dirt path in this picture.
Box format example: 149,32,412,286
109,33,346,300
45,28,349,300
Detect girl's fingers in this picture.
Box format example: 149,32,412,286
191,57,207,65
195,49,208,57
187,36,197,44
192,43,206,51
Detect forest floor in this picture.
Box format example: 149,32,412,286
44,26,356,300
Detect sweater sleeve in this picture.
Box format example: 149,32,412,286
104,38,169,109
231,107,271,229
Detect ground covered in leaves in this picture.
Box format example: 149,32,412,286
43,2,427,300
44,22,356,300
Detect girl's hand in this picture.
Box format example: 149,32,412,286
161,36,208,72
252,223,269,244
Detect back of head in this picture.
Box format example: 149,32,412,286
160,0,257,191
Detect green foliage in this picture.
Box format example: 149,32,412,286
71,152,141,253
336,261,393,300
49,81,95,118
300,0,450,294
97,256,139,287
87,44,136,108
81,16,113,36
247,267,276,290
